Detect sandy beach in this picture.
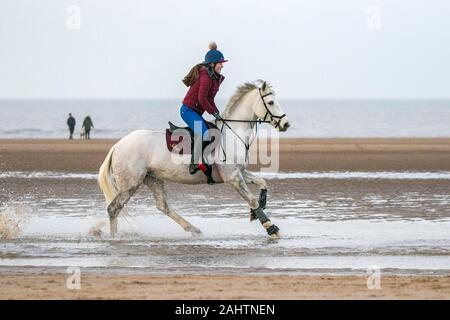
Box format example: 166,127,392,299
0,273,449,300
1,138,450,172
2,0,450,302
1,138,450,300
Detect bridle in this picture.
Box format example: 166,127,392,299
258,88,286,129
215,88,286,162
218,88,286,126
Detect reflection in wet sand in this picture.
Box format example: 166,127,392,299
0,174,449,275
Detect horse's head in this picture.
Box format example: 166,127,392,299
253,81,290,132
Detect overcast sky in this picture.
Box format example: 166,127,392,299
0,0,449,99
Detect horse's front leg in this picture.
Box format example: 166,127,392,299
242,170,268,222
226,170,279,238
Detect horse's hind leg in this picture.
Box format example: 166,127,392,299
143,175,202,236
242,170,268,222
107,184,140,237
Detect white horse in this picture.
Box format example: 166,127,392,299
98,80,290,238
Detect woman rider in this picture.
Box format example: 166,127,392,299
180,42,227,182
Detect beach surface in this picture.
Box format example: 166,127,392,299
1,138,450,172
1,138,449,300
0,273,449,299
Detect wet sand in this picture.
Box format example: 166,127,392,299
1,138,450,300
0,138,450,172
0,274,448,299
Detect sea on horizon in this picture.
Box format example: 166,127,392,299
0,99,449,139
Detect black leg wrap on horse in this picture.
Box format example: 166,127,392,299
251,189,268,221
250,209,257,222
259,189,267,210
252,206,270,224
266,224,280,236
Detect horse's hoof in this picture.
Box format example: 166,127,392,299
187,226,202,236
191,230,202,237
269,232,281,240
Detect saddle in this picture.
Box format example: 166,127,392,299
165,121,218,154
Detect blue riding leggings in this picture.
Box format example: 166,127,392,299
180,104,209,140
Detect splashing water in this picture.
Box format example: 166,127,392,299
0,174,449,275
88,220,107,239
0,205,30,239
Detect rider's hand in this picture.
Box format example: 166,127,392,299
212,111,222,121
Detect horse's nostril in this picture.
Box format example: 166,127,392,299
284,122,290,129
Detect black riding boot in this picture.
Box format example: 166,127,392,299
189,139,215,184
201,140,215,184
189,134,202,174
189,154,200,174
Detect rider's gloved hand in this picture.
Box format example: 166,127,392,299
212,111,222,121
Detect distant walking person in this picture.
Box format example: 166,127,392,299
82,115,94,139
67,113,76,140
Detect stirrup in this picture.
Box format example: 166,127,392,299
189,163,200,175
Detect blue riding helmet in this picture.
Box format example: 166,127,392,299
204,42,228,64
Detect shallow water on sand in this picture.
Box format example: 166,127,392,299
0,173,449,275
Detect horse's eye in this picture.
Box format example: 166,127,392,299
268,101,274,105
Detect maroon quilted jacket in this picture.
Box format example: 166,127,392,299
182,66,225,115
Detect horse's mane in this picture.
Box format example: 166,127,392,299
223,80,273,116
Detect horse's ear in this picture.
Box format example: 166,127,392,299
261,81,267,91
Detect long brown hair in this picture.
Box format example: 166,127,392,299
182,63,203,87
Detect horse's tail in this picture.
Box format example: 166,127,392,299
98,144,118,205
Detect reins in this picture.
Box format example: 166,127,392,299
215,89,286,163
